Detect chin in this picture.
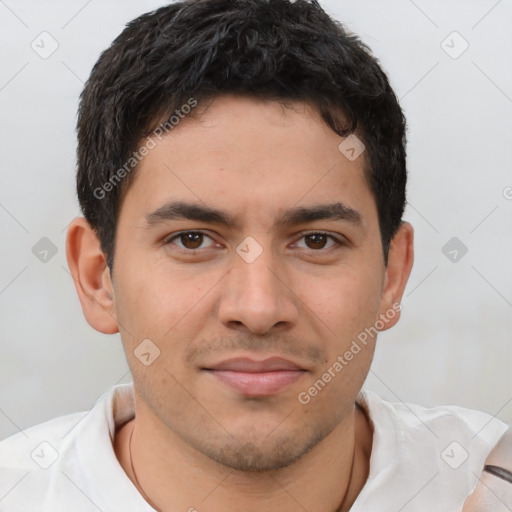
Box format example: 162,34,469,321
200,423,331,472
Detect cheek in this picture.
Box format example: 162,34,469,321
113,262,221,346
297,263,383,332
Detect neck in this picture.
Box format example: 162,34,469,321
114,402,372,512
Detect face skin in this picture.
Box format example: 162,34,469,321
66,95,414,511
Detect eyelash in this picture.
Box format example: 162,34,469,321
163,230,345,252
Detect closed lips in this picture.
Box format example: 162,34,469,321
204,357,306,372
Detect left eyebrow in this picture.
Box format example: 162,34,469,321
277,203,362,227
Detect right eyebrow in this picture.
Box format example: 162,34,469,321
144,201,238,228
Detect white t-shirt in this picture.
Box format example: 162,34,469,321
0,384,507,511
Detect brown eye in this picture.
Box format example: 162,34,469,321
304,233,328,250
167,231,216,250
294,232,340,251
179,232,204,249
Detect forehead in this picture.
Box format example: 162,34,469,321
120,95,377,229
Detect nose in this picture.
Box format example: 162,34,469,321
217,244,300,335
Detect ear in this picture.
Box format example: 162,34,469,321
65,217,119,334
378,221,414,330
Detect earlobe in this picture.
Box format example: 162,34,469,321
378,222,414,331
65,217,119,335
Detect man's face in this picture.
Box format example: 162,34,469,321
111,95,392,471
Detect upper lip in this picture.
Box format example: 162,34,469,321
204,356,305,372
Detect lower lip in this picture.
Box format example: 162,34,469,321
206,370,305,396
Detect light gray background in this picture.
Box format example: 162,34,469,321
1,0,511,441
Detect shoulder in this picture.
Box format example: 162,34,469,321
359,389,508,444
0,410,88,469
0,410,90,509
0,384,134,510
352,390,509,510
